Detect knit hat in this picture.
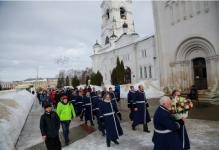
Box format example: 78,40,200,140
61,96,68,100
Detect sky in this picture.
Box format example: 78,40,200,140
0,0,154,81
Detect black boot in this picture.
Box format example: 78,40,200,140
80,115,83,121
113,140,119,145
90,120,94,126
132,125,136,131
143,124,150,133
106,139,111,147
101,130,105,136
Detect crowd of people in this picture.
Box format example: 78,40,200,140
39,86,123,149
39,85,192,150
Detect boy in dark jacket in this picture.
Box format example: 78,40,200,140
40,102,61,150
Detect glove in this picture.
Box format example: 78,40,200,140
146,103,149,108
177,119,184,126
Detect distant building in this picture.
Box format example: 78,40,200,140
0,81,14,90
18,78,58,89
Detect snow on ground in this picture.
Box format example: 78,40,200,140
63,119,219,150
78,80,164,99
0,90,35,150
120,80,164,99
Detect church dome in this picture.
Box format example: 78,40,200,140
122,23,128,28
93,40,101,51
93,40,100,47
131,32,139,36
110,32,117,39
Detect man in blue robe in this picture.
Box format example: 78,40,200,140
99,93,123,147
70,91,78,109
91,89,100,121
127,86,135,121
76,91,84,121
152,96,184,150
83,92,94,126
109,87,122,121
132,85,151,132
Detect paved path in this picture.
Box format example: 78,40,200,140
15,97,44,150
63,119,219,150
16,98,219,149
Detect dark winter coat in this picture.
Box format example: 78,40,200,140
152,106,182,150
127,90,135,108
132,90,151,125
40,111,60,138
75,95,84,116
99,100,123,141
71,94,78,106
83,96,93,121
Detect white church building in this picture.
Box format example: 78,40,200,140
91,0,219,97
91,0,159,85
153,1,219,96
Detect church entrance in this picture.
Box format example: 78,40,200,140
125,67,131,84
192,57,208,90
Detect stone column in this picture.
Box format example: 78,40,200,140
206,59,213,90
207,58,219,93
184,60,191,91
214,59,219,93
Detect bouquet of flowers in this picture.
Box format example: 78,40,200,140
171,96,193,120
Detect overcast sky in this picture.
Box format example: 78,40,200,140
0,0,154,81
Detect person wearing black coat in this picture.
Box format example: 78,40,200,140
40,102,61,150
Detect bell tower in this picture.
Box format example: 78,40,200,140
100,0,135,45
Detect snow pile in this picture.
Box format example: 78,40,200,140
77,84,103,91
120,80,164,99
0,90,35,150
78,80,164,99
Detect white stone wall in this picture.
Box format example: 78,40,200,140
100,0,135,46
153,1,219,91
91,35,157,85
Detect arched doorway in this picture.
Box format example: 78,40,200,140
193,57,207,90
125,67,131,84
175,37,216,90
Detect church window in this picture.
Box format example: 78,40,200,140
140,66,143,79
149,66,152,78
120,7,127,19
105,36,109,45
144,66,147,79
106,9,110,20
142,49,147,58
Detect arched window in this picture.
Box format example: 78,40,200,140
144,66,147,78
105,36,109,45
106,9,110,20
149,66,152,78
125,67,131,84
120,7,126,19
140,66,143,79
